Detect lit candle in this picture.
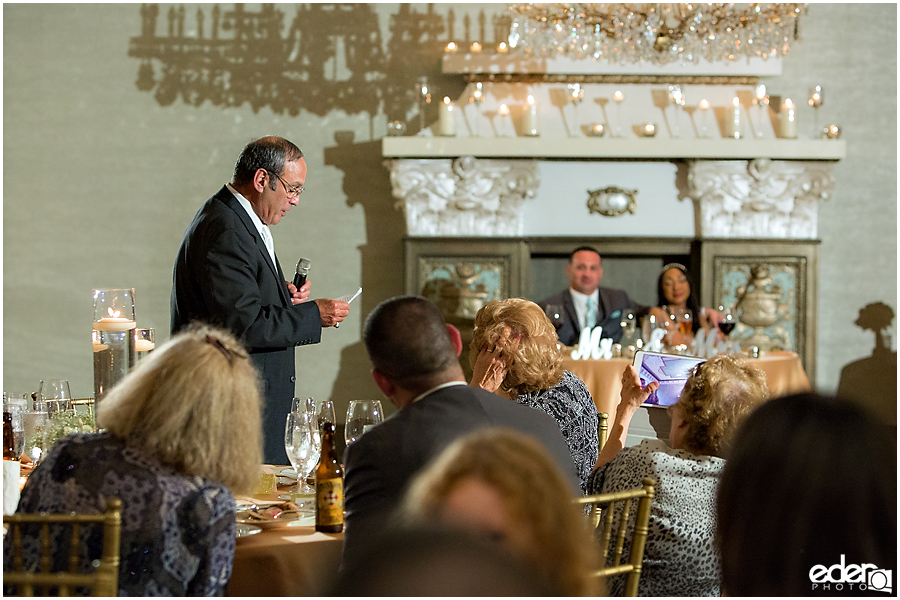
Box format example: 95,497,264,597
590,123,605,137
135,339,156,352
780,98,797,138
439,96,456,136
498,103,510,136
497,41,508,53
445,42,457,53
641,123,656,137
613,90,625,103
755,84,767,104
699,99,710,111
470,41,482,53
824,124,841,139
726,96,742,139
698,99,710,138
498,103,509,116
524,95,539,136
94,308,136,331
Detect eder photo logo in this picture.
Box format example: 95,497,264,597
809,554,893,593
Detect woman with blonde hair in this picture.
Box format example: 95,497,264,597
590,353,769,596
469,298,598,491
6,325,262,596
401,427,599,596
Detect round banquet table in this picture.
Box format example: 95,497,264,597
228,469,343,597
562,350,811,430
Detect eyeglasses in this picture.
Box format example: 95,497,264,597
268,171,304,199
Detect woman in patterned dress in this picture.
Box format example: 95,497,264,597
589,353,769,596
5,325,262,596
468,298,598,492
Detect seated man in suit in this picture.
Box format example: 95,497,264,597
342,296,578,567
537,246,641,345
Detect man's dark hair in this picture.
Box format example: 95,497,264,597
568,246,601,263
233,136,304,189
363,296,459,389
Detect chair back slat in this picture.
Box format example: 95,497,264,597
574,477,656,597
3,497,122,597
598,412,610,451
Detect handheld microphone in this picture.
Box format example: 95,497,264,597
293,258,311,290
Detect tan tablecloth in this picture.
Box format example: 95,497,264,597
228,468,343,597
562,351,811,429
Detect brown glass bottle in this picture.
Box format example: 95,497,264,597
3,412,17,460
315,421,344,533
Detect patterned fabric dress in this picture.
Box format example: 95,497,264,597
588,438,725,596
516,370,599,492
3,432,236,596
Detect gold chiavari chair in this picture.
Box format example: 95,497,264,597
574,477,655,597
4,497,121,596
598,411,609,450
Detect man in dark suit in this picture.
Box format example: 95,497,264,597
342,296,578,566
171,136,350,464
537,246,640,345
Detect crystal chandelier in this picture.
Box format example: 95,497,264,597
506,3,807,65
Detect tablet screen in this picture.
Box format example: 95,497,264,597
634,352,706,407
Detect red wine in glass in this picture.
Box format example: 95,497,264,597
718,321,736,336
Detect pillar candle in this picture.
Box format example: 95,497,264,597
439,97,456,136
726,97,742,139
524,95,539,136
780,98,798,139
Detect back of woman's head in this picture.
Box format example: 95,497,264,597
470,298,563,395
717,393,896,596
677,353,769,456
97,324,262,492
401,427,597,596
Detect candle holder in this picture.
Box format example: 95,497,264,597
135,328,155,362
589,123,605,137
808,85,823,138
640,123,657,138
567,83,584,137
92,288,136,404
823,124,841,139
612,90,625,137
667,85,684,138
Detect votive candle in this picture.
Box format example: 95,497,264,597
439,97,456,136
780,98,798,139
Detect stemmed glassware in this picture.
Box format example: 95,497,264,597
345,400,383,447
717,305,737,343
284,411,320,496
567,83,584,137
808,86,823,138
38,379,72,417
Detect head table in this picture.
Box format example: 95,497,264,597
562,350,811,429
228,466,343,597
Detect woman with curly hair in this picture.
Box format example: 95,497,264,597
468,298,599,492
588,353,769,596
400,428,600,596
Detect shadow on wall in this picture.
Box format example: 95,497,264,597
836,302,897,426
129,3,507,127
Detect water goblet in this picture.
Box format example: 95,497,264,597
38,379,72,417
284,411,320,496
345,400,383,447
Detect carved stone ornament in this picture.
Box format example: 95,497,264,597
385,156,539,236
587,186,637,217
687,159,835,238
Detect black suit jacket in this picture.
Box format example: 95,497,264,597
537,287,638,345
171,186,322,463
341,384,579,566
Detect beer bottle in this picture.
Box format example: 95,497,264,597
3,412,17,460
315,421,344,533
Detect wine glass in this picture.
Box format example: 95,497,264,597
675,308,694,338
717,305,736,342
544,304,564,331
284,411,320,496
345,400,383,447
38,379,72,417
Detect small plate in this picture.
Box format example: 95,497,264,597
236,510,302,530
279,468,298,478
236,523,262,539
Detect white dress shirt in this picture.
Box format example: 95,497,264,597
226,183,277,267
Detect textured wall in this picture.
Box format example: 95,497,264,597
3,4,896,417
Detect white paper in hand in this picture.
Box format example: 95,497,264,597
336,287,362,304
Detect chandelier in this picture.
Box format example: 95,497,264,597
506,3,807,65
